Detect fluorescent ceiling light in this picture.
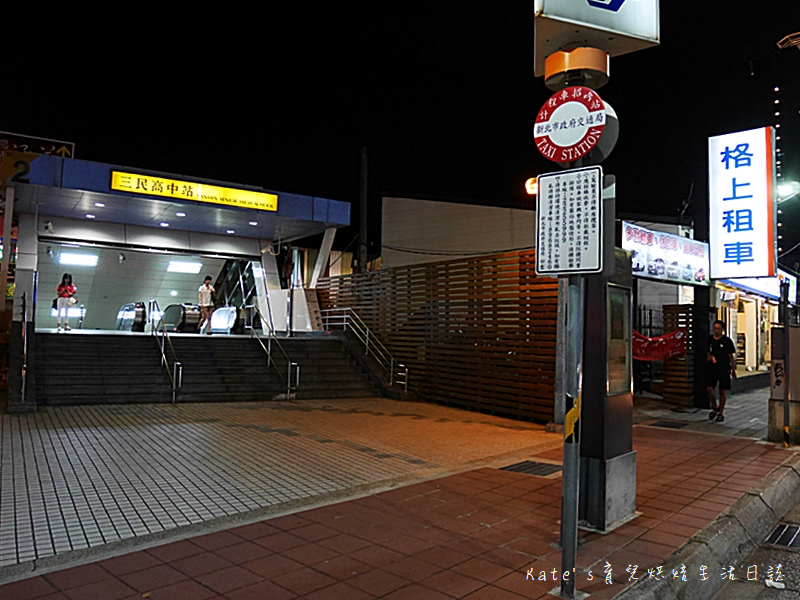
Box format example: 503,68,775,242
167,260,202,274
160,222,170,227
94,202,105,208
249,221,258,226
170,290,178,296
176,212,186,217
51,307,85,318
59,253,98,267
86,214,96,219
226,229,235,234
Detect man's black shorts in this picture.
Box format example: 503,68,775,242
707,367,731,391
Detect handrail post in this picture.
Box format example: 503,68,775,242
20,292,27,405
172,361,181,404
390,357,394,386
365,329,370,356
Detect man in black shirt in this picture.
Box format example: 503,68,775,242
707,320,737,422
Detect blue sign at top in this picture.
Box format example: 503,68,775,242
586,0,626,11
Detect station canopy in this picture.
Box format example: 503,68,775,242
7,153,350,244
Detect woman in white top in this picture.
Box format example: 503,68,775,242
198,275,215,335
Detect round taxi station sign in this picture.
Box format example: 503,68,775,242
534,86,606,163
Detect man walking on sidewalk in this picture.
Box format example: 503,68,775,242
707,319,737,422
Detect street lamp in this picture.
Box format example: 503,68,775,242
779,181,800,204
525,177,538,196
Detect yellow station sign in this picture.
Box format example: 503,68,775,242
110,171,278,212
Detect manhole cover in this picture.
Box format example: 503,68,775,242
649,420,689,429
766,523,800,548
500,460,562,477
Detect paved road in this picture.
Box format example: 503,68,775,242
0,398,562,572
711,496,800,599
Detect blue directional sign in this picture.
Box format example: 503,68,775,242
586,0,626,11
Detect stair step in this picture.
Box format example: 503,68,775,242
35,333,380,405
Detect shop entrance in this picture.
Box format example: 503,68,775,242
718,291,778,375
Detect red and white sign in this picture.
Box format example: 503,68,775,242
633,329,687,361
534,86,606,163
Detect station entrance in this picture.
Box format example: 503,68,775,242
35,243,261,334
3,152,373,412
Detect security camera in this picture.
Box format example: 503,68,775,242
43,221,55,234
46,246,54,257
119,253,126,263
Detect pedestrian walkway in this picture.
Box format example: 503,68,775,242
0,398,562,572
0,424,791,599
634,387,770,439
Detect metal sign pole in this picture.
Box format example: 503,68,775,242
782,281,791,447
561,273,585,599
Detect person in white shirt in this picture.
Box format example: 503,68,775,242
198,275,215,335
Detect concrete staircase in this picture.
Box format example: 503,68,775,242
36,333,173,405
35,333,379,405
170,335,379,402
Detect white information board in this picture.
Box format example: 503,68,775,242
536,166,603,276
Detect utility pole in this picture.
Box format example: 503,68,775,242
358,147,368,273
531,3,659,598
781,281,792,447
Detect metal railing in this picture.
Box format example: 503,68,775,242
245,302,299,398
147,299,182,403
20,292,28,405
320,307,408,391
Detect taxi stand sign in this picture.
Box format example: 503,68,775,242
110,171,278,212
708,127,777,279
535,166,604,276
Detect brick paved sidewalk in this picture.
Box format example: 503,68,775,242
0,399,561,570
1,426,791,600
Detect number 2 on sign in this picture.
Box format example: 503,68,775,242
11,160,30,183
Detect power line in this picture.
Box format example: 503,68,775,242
382,244,535,256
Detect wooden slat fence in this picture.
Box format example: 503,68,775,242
317,250,559,422
662,304,695,406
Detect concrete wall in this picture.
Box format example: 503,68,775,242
381,196,536,269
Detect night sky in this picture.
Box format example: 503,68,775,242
3,3,799,263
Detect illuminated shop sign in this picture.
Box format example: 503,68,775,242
723,269,798,304
111,171,278,212
621,221,709,286
708,127,776,279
